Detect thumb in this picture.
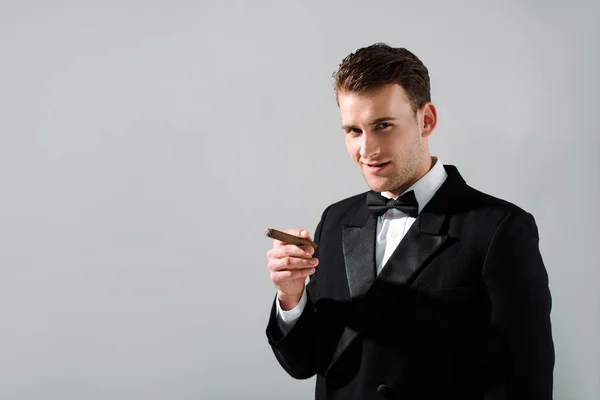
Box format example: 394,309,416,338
282,228,313,243
299,229,313,241
284,228,310,238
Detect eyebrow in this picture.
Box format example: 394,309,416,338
342,117,397,130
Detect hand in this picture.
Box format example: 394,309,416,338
267,228,319,311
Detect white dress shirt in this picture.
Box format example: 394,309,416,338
275,157,448,334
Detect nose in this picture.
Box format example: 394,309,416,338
359,132,380,160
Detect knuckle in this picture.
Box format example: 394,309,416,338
271,271,283,282
268,247,283,259
281,245,293,255
296,248,306,257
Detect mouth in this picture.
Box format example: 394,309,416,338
363,161,390,174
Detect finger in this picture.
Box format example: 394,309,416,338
271,228,313,246
271,267,316,283
268,256,318,272
297,229,313,241
299,244,315,257
285,228,308,237
268,244,313,259
272,227,305,247
269,256,319,272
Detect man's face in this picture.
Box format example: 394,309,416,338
338,83,436,197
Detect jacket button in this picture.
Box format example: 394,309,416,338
377,384,390,396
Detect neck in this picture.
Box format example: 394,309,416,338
385,156,436,198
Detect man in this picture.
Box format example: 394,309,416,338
265,43,554,399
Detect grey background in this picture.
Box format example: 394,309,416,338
1,0,598,399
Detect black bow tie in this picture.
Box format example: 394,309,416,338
367,190,419,218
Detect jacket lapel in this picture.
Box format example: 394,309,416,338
376,213,448,286
371,164,465,288
326,165,467,377
342,206,377,300
327,213,449,376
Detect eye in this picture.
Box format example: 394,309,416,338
376,122,391,130
344,127,362,136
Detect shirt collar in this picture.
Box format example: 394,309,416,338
380,156,448,214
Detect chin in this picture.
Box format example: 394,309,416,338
364,177,389,193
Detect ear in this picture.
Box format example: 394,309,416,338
420,102,437,137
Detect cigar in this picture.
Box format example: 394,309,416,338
264,228,318,249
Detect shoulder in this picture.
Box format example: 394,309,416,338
441,181,542,265
316,191,368,224
438,164,534,227
464,184,532,218
456,184,539,240
328,191,368,211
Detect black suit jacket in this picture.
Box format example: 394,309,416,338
266,165,554,399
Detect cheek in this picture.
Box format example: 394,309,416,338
345,138,359,159
389,130,414,152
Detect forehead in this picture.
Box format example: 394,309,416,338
338,84,412,123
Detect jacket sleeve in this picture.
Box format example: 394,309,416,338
265,206,329,379
482,211,555,399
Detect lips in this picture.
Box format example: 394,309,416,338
367,162,388,167
363,161,390,174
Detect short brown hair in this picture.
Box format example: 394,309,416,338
333,43,431,114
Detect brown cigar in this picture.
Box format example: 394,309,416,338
264,228,318,249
